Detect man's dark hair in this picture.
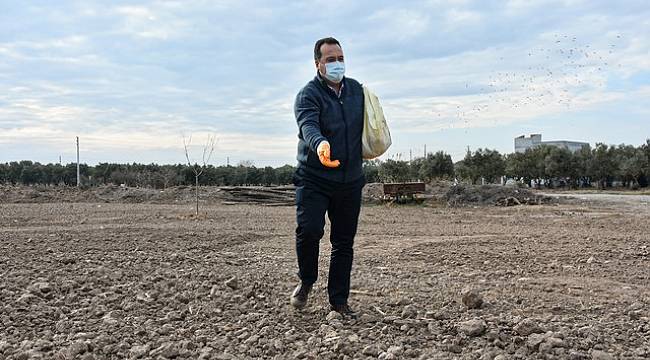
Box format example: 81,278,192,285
314,37,341,61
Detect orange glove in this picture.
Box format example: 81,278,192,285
317,141,340,168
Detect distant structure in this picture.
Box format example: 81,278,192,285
514,134,589,153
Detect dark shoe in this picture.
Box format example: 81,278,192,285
330,303,357,319
290,283,312,309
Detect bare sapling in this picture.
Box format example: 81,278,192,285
183,134,216,216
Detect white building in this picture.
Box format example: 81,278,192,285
514,134,589,153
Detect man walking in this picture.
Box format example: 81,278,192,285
290,37,366,317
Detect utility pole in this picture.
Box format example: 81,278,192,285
59,155,62,165
76,136,80,187
227,156,230,166
409,149,412,164
424,144,427,158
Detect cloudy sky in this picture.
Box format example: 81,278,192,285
1,0,649,167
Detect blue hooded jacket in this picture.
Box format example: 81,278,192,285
294,74,364,184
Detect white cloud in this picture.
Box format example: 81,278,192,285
445,8,482,26
1,0,648,164
16,35,87,50
115,5,156,19
112,4,189,40
0,45,26,60
359,12,645,133
365,9,431,40
0,126,296,162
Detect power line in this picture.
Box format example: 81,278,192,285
76,137,80,187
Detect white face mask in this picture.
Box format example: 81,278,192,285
323,61,345,83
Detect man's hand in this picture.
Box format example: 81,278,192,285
317,141,340,168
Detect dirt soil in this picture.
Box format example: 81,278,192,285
445,185,553,207
0,183,555,208
0,187,649,359
0,185,293,206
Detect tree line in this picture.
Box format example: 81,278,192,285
456,140,650,188
1,139,648,188
0,152,455,188
0,162,296,188
362,140,650,188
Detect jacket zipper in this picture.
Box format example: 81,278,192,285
339,97,349,183
320,77,349,183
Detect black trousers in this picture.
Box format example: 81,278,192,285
294,170,365,306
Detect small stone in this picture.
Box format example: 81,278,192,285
225,277,238,290
586,256,595,264
479,349,499,360
433,309,451,320
461,288,483,309
382,315,400,323
634,347,649,357
401,305,418,318
244,335,260,345
273,339,283,350
515,346,530,357
17,293,39,304
427,322,442,335
102,317,118,326
387,346,403,355
157,323,174,335
404,349,420,358
68,341,89,356
14,351,35,360
443,344,462,353
102,344,115,355
514,318,543,336
319,324,335,334
627,302,644,311
393,298,412,306
129,344,151,358
590,350,613,360
30,281,53,294
106,310,123,319
362,344,381,357
60,257,76,265
458,319,487,337
568,350,589,360
348,334,359,343
539,342,553,354
136,292,154,303
34,340,53,351
166,310,184,321
545,337,566,348
72,332,96,340
150,342,179,358
0,340,13,353
198,347,214,360
378,352,397,360
326,311,343,321
527,333,546,350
